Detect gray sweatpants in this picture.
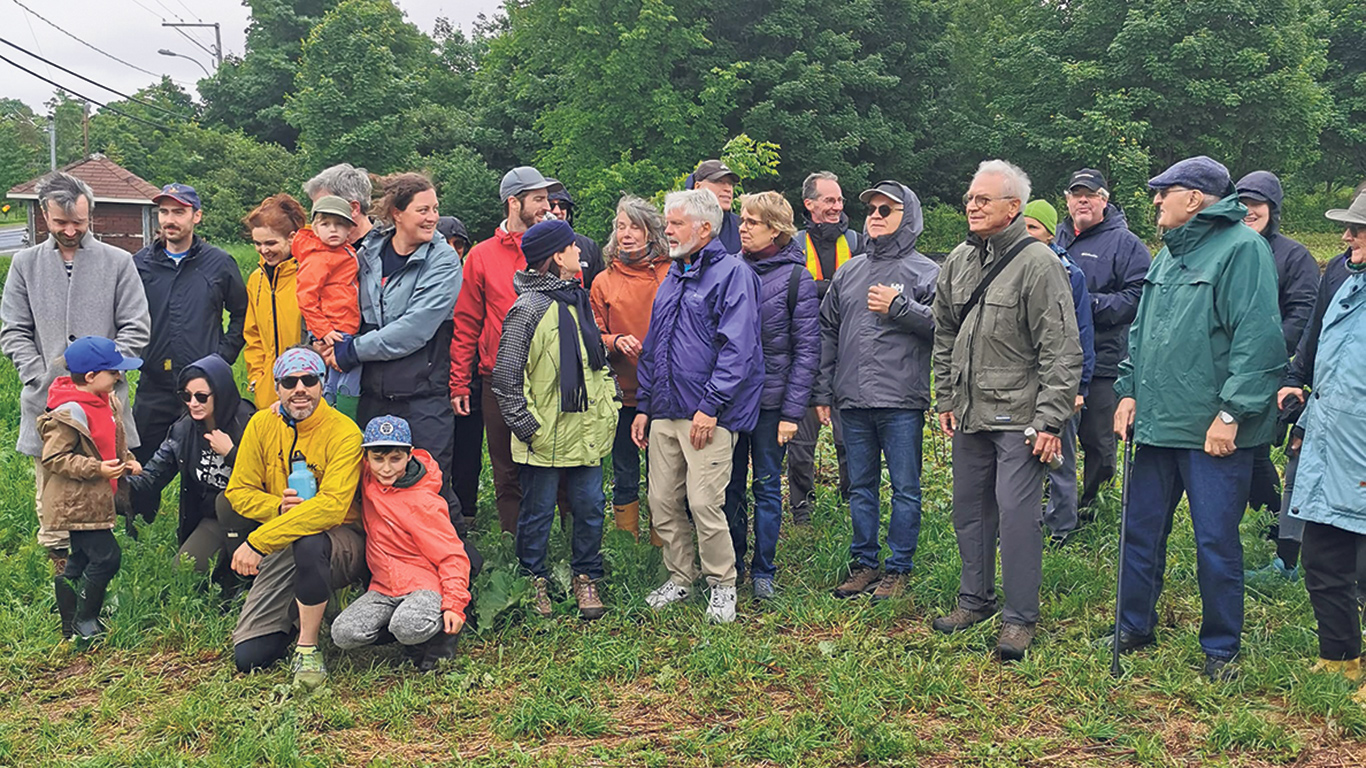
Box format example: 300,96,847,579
951,430,1047,625
331,589,445,648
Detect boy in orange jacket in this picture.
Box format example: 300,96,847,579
294,195,361,419
330,415,473,671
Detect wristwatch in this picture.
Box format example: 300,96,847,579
1218,410,1236,425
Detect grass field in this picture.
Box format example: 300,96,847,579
1,236,1365,766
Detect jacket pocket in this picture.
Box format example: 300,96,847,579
1318,404,1366,519
975,365,1036,426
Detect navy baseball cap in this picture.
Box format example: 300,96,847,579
153,183,202,210
64,336,143,374
1067,169,1108,194
1147,156,1233,196
362,415,413,449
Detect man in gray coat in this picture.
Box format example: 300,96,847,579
0,171,150,568
930,160,1082,661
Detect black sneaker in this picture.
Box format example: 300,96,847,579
1047,531,1073,550
1203,655,1239,682
1100,627,1157,654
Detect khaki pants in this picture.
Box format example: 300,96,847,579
34,458,70,552
231,524,367,645
648,419,737,588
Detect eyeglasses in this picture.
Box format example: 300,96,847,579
277,374,321,390
738,216,766,228
179,391,211,404
1348,224,1363,237
817,196,844,206
1153,186,1195,201
962,194,1016,209
867,204,903,219
1065,189,1103,201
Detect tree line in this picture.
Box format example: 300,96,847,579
1,0,1361,248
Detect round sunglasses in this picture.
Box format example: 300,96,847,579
179,390,212,404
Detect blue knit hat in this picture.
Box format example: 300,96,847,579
520,219,576,268
1148,156,1233,197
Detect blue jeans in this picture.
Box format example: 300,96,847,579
516,463,605,580
611,406,641,506
1044,414,1080,535
321,333,361,403
1119,446,1251,660
723,410,785,579
841,408,924,574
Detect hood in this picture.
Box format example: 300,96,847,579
437,216,469,245
292,226,352,264
513,268,580,296
1162,194,1249,256
805,212,852,244
366,447,442,494
46,376,110,411
683,173,696,190
1235,170,1284,238
747,238,805,274
495,223,527,249
865,184,924,259
609,248,670,275
177,354,242,428
257,252,298,276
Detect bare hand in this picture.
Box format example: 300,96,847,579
690,410,718,450
1030,431,1062,465
867,284,899,315
280,488,303,514
1113,398,1136,439
1205,417,1238,458
1074,395,1084,414
938,411,956,438
631,413,650,449
204,429,234,457
816,405,831,426
614,334,643,363
125,459,143,476
98,459,126,479
777,420,798,445
231,541,263,576
1289,434,1303,455
320,346,341,372
1277,387,1305,410
443,610,464,635
452,394,471,417
323,330,345,346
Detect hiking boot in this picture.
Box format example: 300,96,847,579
706,585,737,624
832,566,881,599
531,577,553,618
646,581,690,610
613,502,641,540
1310,657,1364,682
932,605,996,634
1245,556,1299,586
752,576,776,601
573,574,606,621
1100,628,1157,654
790,505,811,527
54,575,78,640
997,622,1036,661
290,646,328,690
1203,655,1239,682
871,572,907,602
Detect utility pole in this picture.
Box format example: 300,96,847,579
82,100,89,159
47,115,55,171
162,22,222,67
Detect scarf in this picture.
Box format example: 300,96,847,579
542,283,608,412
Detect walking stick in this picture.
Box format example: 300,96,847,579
1111,427,1135,679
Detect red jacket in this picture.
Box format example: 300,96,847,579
360,448,471,617
449,225,525,397
293,226,360,339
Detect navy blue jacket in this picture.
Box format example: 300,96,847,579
637,238,762,432
683,172,742,253
1049,243,1096,398
1284,251,1351,390
1054,205,1151,378
133,235,248,392
744,239,819,421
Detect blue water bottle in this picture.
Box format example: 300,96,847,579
287,454,317,501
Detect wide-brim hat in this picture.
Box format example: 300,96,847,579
1325,192,1366,227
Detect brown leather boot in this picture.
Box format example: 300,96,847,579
531,577,553,618
613,501,640,540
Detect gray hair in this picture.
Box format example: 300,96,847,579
604,195,668,264
36,171,95,215
303,163,372,214
973,159,1031,204
664,189,723,235
802,171,839,201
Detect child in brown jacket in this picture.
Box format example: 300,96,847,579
38,336,143,641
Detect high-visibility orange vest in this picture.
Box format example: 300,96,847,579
803,231,853,281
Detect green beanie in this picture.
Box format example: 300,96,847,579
1023,199,1058,236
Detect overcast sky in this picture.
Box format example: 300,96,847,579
2,0,504,112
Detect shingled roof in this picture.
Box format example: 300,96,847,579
7,154,160,204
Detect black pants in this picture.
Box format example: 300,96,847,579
1248,444,1281,514
65,529,121,585
131,383,183,521
452,409,484,519
359,393,461,524
1302,521,1365,661
1078,375,1118,509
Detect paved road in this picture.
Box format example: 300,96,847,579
0,224,27,254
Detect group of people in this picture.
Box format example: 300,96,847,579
4,151,1366,696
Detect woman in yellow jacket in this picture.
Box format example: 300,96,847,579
242,195,308,409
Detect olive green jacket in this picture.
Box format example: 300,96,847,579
932,216,1082,434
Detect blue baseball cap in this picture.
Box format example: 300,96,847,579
362,415,413,449
64,336,143,374
153,183,202,211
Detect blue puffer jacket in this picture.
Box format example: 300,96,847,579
1055,204,1152,378
1288,269,1366,533
744,240,819,421
1048,243,1096,398
636,238,762,433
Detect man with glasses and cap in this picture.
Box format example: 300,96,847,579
225,346,366,688
685,159,743,253
450,166,566,534
814,180,938,603
1054,169,1151,517
131,183,248,535
545,183,606,289
1111,156,1285,682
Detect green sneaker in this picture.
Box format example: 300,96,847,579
291,646,327,690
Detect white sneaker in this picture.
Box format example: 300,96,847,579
706,585,737,624
646,581,690,610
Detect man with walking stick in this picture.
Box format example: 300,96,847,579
1110,157,1285,682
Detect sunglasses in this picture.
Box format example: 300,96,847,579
1349,225,1363,237
179,391,211,404
549,200,572,210
867,204,903,218
277,374,321,390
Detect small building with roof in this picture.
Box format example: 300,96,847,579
7,155,159,254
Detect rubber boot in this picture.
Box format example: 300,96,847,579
54,575,78,640
418,631,460,673
613,501,640,540
73,577,110,642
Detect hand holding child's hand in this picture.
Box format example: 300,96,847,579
98,459,126,479
125,459,143,476
323,330,345,347
443,610,464,635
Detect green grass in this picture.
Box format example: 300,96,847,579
1,349,1364,766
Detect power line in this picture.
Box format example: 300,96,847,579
7,0,169,81
173,0,201,22
17,1,50,78
0,38,192,120
151,0,184,22
0,52,171,130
